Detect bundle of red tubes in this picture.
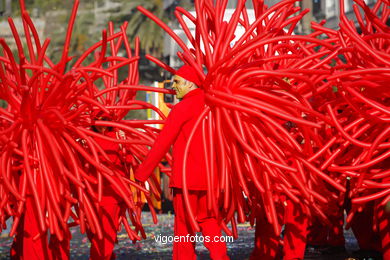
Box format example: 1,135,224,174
139,0,341,237
308,0,390,224
0,0,172,242
138,0,389,238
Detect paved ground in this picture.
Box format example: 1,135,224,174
0,212,382,259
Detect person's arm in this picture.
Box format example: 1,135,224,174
134,104,189,182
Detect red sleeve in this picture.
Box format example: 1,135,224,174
134,104,189,182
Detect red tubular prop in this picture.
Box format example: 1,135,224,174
0,0,170,245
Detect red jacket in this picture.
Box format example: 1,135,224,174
135,88,208,190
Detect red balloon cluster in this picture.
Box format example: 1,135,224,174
0,0,171,241
308,0,390,223
138,0,389,237
1,0,388,244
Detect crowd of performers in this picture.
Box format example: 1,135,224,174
0,0,389,259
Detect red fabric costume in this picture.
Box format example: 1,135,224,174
135,85,229,259
10,196,51,260
350,172,390,258
250,205,281,260
87,130,129,260
173,189,228,260
135,88,207,190
283,201,308,260
377,201,390,260
10,178,71,260
307,213,345,248
350,198,390,259
250,199,308,260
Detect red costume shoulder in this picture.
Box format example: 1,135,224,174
135,89,208,190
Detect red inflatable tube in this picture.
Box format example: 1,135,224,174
21,129,46,232
327,104,390,149
145,54,176,75
182,107,210,232
57,0,79,73
0,152,24,201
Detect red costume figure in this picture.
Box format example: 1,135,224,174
135,65,229,260
1,1,164,259
86,118,131,260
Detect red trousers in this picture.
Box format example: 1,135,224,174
250,209,280,260
250,200,308,260
10,195,70,260
87,196,122,260
283,200,308,260
307,206,345,247
172,189,229,260
350,201,382,252
377,201,390,260
350,200,390,259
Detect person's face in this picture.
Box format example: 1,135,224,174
94,116,108,133
171,75,193,99
95,125,107,133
